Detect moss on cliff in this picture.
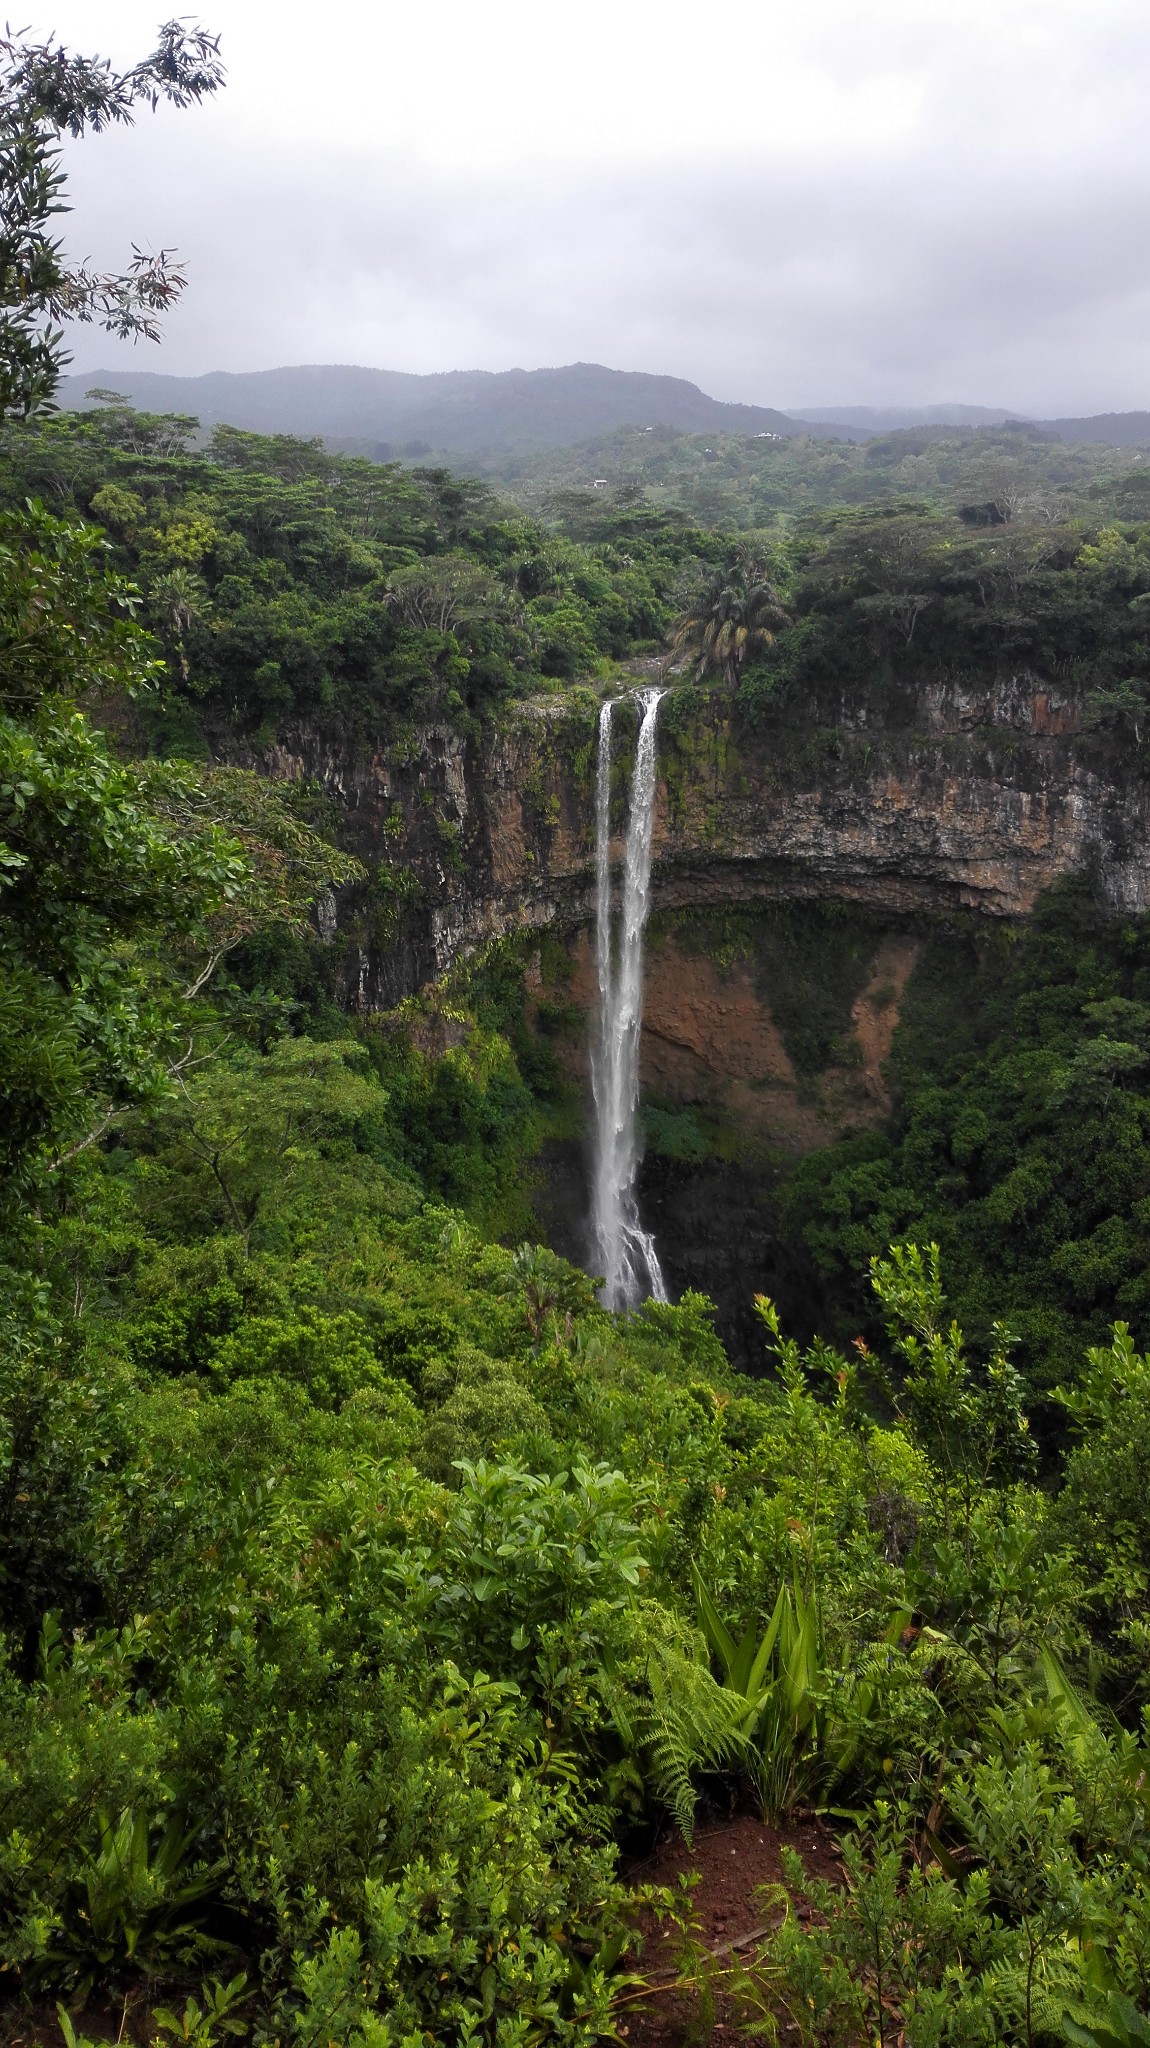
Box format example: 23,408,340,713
650,901,887,1079
779,879,1150,1410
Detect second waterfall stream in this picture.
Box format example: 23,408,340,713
590,687,668,1311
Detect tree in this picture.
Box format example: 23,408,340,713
84,390,200,457
959,450,1050,527
1081,675,1150,745
665,543,789,685
0,20,224,417
815,512,951,648
144,565,209,680
384,555,516,636
135,1037,390,1254
0,498,157,710
0,509,360,1202
0,704,239,1190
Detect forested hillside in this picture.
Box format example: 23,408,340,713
9,24,1150,2048
491,418,1147,526
0,404,726,749
11,394,1150,2048
54,362,809,455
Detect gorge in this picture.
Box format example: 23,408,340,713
250,665,1150,1351
14,24,1150,2037
275,669,1150,1008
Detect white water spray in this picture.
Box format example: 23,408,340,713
590,688,668,1312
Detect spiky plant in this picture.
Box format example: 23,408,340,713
665,545,790,687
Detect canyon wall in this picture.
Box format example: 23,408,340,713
259,671,1150,1010
254,672,1150,1355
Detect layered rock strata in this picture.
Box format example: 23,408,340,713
256,674,1150,1011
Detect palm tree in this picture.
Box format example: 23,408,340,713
665,546,789,686
146,567,207,681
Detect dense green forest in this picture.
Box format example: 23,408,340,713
7,401,1150,761
9,23,1150,2048
487,418,1149,529
0,404,726,750
781,887,1150,1411
656,511,1150,1402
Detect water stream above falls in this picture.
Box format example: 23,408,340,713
588,689,668,1311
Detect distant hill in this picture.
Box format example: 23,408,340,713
57,362,845,455
798,403,1150,445
1043,411,1150,447
798,403,1015,429
54,362,1150,460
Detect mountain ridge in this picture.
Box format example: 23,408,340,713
55,361,1150,458
58,361,821,454
797,403,1015,429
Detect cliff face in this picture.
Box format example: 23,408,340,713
259,673,1150,1010
254,673,1150,1358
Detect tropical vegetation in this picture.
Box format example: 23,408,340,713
6,21,1150,2048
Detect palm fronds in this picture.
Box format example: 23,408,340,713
665,545,790,686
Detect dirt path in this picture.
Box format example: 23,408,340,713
621,1810,842,2048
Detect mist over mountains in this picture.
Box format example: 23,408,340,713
57,361,1150,460
57,363,813,454
799,404,1015,429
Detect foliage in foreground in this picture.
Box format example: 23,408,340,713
0,18,223,418
6,973,1150,2047
785,880,1150,1417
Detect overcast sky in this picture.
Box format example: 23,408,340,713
33,0,1150,414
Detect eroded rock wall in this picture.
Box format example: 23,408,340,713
254,672,1150,1012
537,921,918,1153
249,674,1149,1356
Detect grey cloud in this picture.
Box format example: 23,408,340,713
61,116,1150,415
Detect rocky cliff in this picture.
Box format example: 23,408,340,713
254,671,1149,1355
258,671,1150,1011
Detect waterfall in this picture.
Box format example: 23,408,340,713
590,687,668,1312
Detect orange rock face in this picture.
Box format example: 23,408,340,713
538,921,922,1158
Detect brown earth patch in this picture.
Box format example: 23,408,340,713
846,933,921,1115
0,1983,191,2048
621,1811,843,2048
1030,691,1078,736
641,939,796,1091
538,928,830,1150
1,1819,843,2048
536,924,916,1155
489,785,534,893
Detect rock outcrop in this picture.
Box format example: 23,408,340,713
256,673,1150,1010
251,671,1150,1356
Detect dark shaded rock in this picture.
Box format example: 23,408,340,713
242,675,1150,1015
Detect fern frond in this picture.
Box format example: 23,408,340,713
634,1647,752,1841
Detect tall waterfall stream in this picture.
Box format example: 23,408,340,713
589,689,668,1311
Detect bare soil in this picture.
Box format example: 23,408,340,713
0,1987,162,2048
621,1809,843,2048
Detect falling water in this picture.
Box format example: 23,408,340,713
590,687,668,1312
